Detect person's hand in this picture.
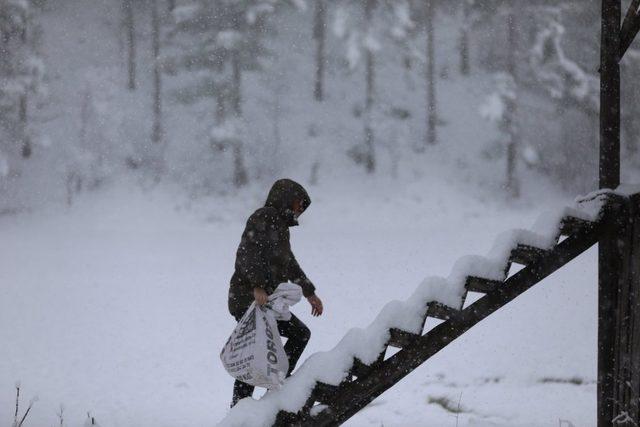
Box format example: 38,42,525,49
254,287,268,306
307,294,323,317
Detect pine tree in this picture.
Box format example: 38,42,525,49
459,0,472,75
333,0,409,173
473,0,522,197
169,0,296,187
504,4,518,198
425,0,436,145
527,4,600,190
313,0,326,101
383,0,442,149
0,0,46,173
151,0,162,145
122,0,136,90
362,0,376,173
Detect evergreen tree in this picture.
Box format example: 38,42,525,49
424,0,436,146
473,0,521,197
151,0,163,146
528,3,600,191
169,0,299,187
122,0,136,90
313,0,326,101
390,0,441,149
0,0,46,175
459,0,473,75
332,0,415,172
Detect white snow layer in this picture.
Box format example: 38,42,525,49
217,197,604,427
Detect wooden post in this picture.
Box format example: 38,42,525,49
598,1,621,426
613,193,640,425
600,0,620,190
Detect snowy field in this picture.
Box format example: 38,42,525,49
0,0,629,425
0,176,598,427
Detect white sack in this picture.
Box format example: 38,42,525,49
220,303,289,389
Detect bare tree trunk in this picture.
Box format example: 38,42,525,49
459,0,470,75
19,13,30,158
123,0,136,90
272,89,282,150
215,87,226,124
151,0,162,144
79,85,91,146
230,51,247,187
232,141,248,187
505,7,520,198
363,0,376,173
313,0,326,101
231,50,242,116
425,0,437,146
19,94,30,158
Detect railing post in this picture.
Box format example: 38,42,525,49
600,0,620,190
610,193,640,425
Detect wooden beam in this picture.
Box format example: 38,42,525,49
600,0,621,190
611,194,640,424
620,0,640,58
600,1,621,426
599,198,627,427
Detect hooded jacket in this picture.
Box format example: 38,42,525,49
228,179,316,316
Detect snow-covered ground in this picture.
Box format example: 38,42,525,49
0,3,605,425
0,175,598,426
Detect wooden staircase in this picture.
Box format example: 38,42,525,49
266,204,610,426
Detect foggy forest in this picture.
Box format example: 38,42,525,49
1,0,640,426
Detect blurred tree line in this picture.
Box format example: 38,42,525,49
0,0,636,211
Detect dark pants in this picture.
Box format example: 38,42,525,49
230,309,311,407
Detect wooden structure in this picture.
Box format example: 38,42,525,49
265,1,640,425
600,0,640,426
266,196,637,425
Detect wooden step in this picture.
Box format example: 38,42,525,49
560,215,594,236
387,328,420,349
427,301,458,320
312,382,340,405
349,349,386,379
274,410,299,426
465,276,502,293
350,357,375,379
510,244,549,265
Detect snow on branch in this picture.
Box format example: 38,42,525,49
529,8,598,111
479,73,515,124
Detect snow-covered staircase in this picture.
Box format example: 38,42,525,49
219,192,619,427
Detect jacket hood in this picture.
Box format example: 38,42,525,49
264,179,311,226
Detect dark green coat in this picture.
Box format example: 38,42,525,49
228,179,316,315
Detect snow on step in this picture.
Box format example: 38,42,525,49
217,199,603,427
451,255,506,287
490,228,555,262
